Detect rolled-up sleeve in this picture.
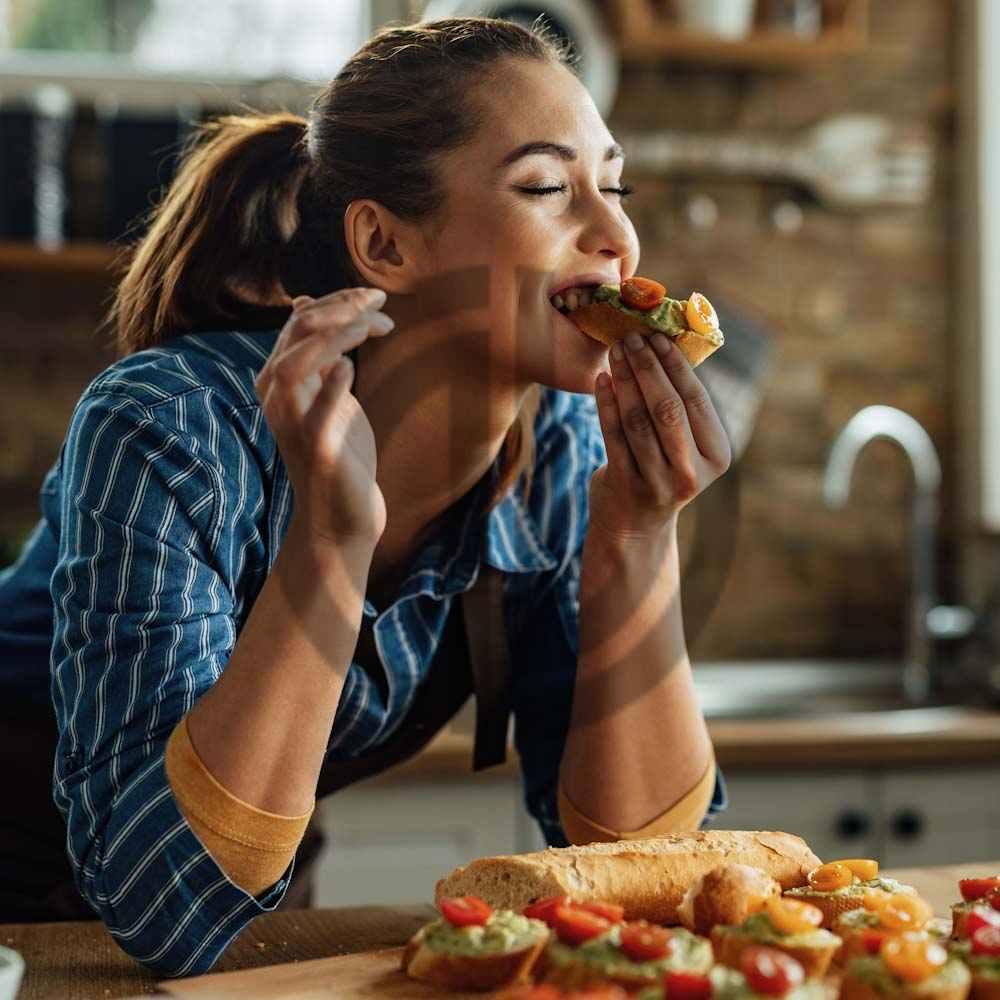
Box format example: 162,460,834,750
49,388,292,978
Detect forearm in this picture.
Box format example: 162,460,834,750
559,516,713,832
184,517,376,816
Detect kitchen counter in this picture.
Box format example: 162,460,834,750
370,707,1000,782
3,861,998,999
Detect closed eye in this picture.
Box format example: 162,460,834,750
518,184,635,200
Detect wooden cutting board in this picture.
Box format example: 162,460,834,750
158,945,490,999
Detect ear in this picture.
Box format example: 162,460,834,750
344,198,426,294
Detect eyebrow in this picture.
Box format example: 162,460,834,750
498,141,624,170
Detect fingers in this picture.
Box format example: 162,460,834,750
303,355,356,440
594,372,640,480
611,334,699,491
649,333,732,471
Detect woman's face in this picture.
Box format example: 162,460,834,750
419,57,640,396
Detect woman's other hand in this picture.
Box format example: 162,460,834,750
255,286,396,546
588,332,732,546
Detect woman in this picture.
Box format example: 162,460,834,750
0,16,730,977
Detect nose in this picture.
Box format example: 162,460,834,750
577,195,637,269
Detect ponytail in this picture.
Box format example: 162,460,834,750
106,112,316,356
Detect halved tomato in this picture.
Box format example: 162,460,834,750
878,895,933,931
880,933,947,982
665,970,713,1000
861,929,887,955
836,859,879,880
807,862,854,893
576,900,626,923
553,905,612,946
988,888,1000,913
972,926,1000,957
740,946,805,997
960,877,1000,902
524,895,572,926
619,921,673,962
965,907,1000,937
621,277,667,311
440,895,493,927
764,897,823,935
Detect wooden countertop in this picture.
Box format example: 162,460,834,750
369,708,1000,782
3,861,998,999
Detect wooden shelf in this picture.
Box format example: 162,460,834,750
0,241,122,274
608,0,871,68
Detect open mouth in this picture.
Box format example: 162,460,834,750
549,284,601,315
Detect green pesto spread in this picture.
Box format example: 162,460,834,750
950,937,1000,981
421,910,548,956
634,964,830,1000
838,908,882,931
785,877,915,900
847,955,971,995
546,923,712,981
720,911,842,950
592,285,724,346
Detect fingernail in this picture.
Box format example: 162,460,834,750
651,332,672,354
625,332,645,352
367,288,387,304
611,342,625,361
372,313,395,333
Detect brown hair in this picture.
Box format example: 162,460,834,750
105,16,579,515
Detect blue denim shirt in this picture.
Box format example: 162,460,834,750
0,326,727,976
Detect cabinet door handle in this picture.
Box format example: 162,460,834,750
835,809,872,840
890,808,925,841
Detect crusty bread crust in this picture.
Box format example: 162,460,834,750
400,932,546,991
710,926,839,979
539,955,662,993
841,969,972,1000
953,905,973,940
567,302,722,368
679,864,782,936
971,973,1000,1000
434,831,821,927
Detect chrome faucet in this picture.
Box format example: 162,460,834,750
822,405,941,704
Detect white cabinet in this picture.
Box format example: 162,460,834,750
313,778,540,907
712,765,1000,868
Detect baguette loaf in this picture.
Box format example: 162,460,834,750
435,830,821,927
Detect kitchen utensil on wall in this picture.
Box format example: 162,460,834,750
620,113,933,211
0,84,74,245
419,0,619,116
673,0,757,38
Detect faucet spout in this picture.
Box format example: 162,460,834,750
822,406,942,704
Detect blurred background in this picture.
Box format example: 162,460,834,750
2,0,999,903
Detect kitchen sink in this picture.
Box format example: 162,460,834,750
692,660,975,720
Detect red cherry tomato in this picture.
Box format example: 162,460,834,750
439,895,493,927
972,925,1000,957
665,970,713,1000
967,907,1000,936
619,921,674,962
740,946,806,997
577,900,626,924
987,888,1000,913
861,929,887,955
553,905,612,946
524,895,572,927
960,877,1000,901
621,277,667,311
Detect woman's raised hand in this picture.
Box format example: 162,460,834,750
588,331,732,546
254,286,396,547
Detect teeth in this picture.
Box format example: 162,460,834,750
577,287,594,307
563,289,578,311
552,294,565,309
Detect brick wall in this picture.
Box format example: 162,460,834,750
0,1,957,659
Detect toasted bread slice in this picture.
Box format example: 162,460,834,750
678,864,782,936
401,931,546,991
840,966,971,1000
710,926,840,980
567,302,722,367
971,973,1000,1000
782,891,869,929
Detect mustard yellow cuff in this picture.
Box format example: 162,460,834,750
558,755,717,845
164,714,314,895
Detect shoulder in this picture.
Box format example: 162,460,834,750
85,328,277,415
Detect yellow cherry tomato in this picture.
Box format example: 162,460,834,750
836,859,879,881
880,932,947,983
807,863,855,893
685,292,719,335
878,895,934,932
765,897,824,935
863,889,894,912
